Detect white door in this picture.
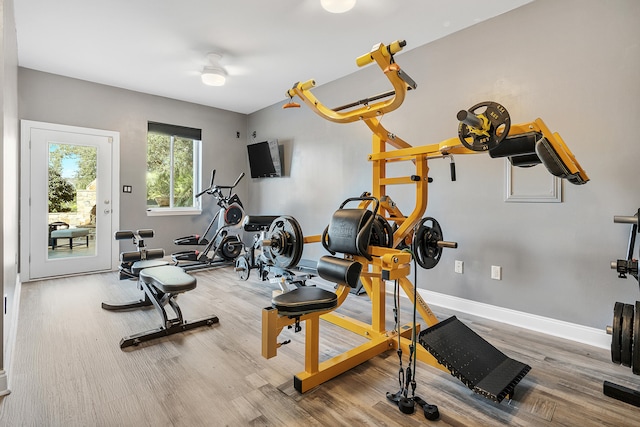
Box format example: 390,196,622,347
21,121,120,281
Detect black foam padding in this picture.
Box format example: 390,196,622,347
137,229,155,238
535,137,587,185
535,137,569,178
419,316,531,403
145,248,165,260
510,154,542,167
121,251,142,262
272,287,338,316
489,132,539,159
324,209,373,257
317,256,362,288
114,230,135,240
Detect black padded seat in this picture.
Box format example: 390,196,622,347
131,259,170,275
139,265,196,293
272,287,338,316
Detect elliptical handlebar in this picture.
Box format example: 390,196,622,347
196,170,217,198
196,170,245,200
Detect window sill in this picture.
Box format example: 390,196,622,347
146,207,202,217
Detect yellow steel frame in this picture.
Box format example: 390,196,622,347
264,40,589,393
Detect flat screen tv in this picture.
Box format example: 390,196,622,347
247,140,282,178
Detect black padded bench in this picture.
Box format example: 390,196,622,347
113,263,219,349
102,229,218,348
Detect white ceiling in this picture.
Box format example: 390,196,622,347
14,0,533,114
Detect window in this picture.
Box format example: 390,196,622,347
146,122,202,214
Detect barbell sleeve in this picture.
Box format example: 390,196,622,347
613,215,638,225
437,241,458,249
457,110,483,129
356,40,406,67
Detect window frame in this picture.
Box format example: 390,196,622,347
146,122,202,216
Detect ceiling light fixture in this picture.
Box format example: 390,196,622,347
201,53,227,86
320,0,356,14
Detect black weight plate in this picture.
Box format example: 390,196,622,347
612,302,624,364
220,235,242,261
369,215,393,248
457,101,511,152
412,217,443,269
235,256,250,281
621,303,634,367
266,216,304,269
633,301,640,375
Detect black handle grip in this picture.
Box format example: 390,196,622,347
450,162,456,181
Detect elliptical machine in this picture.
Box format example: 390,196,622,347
172,170,245,272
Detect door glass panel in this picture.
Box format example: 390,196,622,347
48,143,97,259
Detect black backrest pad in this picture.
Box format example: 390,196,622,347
489,132,542,167
325,208,373,257
489,132,539,159
535,137,572,178
317,256,363,288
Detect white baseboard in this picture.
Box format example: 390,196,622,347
387,283,610,350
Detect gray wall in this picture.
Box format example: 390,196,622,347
18,70,249,253
1,0,19,388
246,0,640,329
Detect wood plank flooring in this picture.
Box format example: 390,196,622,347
0,266,638,426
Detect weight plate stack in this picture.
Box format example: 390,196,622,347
264,216,304,269
634,301,640,375
611,302,624,364
621,304,635,367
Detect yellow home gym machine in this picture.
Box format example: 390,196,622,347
262,39,589,410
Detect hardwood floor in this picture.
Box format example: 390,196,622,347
1,266,638,426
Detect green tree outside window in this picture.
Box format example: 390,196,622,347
146,123,201,209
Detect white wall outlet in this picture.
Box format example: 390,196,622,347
491,265,502,280
454,260,464,274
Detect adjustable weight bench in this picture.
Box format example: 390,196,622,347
118,265,219,348
102,230,218,349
